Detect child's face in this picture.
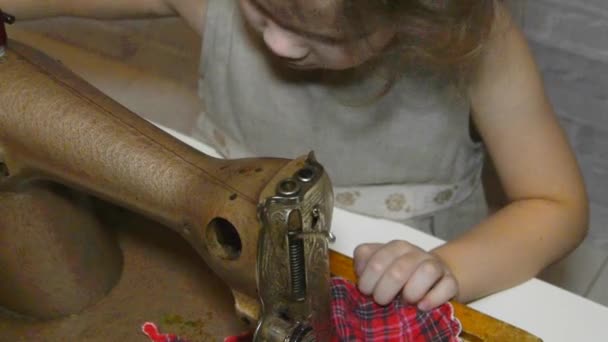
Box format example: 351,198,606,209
239,0,396,70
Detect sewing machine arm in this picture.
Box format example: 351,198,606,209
0,39,333,341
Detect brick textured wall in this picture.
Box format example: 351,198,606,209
521,0,608,246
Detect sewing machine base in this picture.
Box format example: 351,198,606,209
0,198,247,341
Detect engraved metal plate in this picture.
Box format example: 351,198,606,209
255,153,334,342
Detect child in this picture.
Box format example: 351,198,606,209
1,0,589,312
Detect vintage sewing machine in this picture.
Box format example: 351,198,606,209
0,13,540,341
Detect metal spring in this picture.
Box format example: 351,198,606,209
288,234,306,301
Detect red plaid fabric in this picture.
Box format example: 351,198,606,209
144,277,461,342
330,277,461,342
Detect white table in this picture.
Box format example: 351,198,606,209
159,124,608,342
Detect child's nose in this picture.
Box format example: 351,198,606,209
263,23,310,60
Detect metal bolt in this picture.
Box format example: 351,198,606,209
327,232,336,243
296,167,315,183
278,178,300,196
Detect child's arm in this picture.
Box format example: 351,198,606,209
433,6,588,303
0,0,175,20
0,0,206,34
354,5,588,309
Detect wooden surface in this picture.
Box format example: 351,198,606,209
329,250,542,341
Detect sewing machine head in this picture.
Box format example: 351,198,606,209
254,153,334,341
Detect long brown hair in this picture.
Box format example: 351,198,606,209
341,0,500,83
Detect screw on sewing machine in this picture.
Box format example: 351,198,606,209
296,167,316,183
299,206,336,243
0,10,15,58
278,178,301,196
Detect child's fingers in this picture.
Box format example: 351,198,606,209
356,241,414,296
416,274,459,311
372,253,421,305
353,243,383,276
401,259,444,305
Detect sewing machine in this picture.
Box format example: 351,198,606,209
0,14,540,341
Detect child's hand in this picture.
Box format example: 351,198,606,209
353,241,458,311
